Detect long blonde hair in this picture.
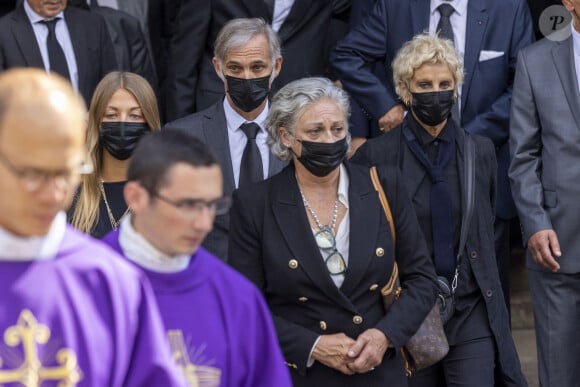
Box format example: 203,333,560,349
70,71,161,234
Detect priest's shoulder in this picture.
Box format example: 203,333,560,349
196,247,264,296
56,225,149,283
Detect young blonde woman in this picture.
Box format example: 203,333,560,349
69,71,160,238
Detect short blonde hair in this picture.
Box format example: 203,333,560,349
392,33,464,104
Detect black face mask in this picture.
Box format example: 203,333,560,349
100,121,149,161
295,137,348,177
225,75,270,112
411,90,455,126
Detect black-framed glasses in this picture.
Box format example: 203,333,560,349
315,226,346,276
0,149,93,192
151,192,232,217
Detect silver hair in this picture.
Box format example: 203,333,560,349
214,18,281,71
266,77,351,161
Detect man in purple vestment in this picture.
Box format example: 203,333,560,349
0,68,185,386
102,130,292,387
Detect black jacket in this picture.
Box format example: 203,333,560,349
351,118,527,386
0,4,118,106
228,161,436,386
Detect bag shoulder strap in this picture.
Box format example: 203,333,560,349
457,132,475,262
371,166,401,296
370,166,395,243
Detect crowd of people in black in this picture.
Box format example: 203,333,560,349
0,0,577,386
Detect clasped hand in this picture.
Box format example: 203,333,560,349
312,328,388,375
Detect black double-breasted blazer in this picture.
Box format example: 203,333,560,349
228,161,436,386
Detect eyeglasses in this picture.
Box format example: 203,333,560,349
151,192,232,217
0,149,93,192
315,226,346,276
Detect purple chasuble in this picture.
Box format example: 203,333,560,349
0,225,185,386
103,229,292,387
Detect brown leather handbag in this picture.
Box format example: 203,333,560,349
370,166,449,377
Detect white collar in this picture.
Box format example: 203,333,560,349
24,0,65,23
223,96,269,133
337,164,350,209
118,214,191,273
0,211,66,261
572,22,580,56
430,0,468,17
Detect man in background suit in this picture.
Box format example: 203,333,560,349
331,0,534,313
165,18,287,262
67,0,157,92
509,1,580,384
0,0,117,106
163,0,351,122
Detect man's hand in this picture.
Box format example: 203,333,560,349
528,229,561,272
312,333,357,375
346,328,388,373
378,104,405,132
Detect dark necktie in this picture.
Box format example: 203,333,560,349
40,19,71,81
437,3,462,127
264,0,275,19
403,125,456,280
239,122,264,188
437,3,455,43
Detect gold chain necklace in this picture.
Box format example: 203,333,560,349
99,179,130,230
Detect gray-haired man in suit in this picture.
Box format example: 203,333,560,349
509,1,580,385
164,18,287,261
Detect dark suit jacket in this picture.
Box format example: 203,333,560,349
163,0,351,121
0,4,118,106
164,100,287,261
331,0,534,219
228,162,436,386
91,6,157,92
351,120,527,386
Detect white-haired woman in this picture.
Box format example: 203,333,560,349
228,77,437,386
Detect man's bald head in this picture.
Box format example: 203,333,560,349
0,69,89,237
0,68,86,138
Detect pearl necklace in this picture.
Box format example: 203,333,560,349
99,179,130,230
299,188,339,235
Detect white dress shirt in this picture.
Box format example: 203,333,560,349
307,164,350,366
224,98,270,188
429,0,468,114
571,23,580,94
88,0,119,8
0,212,66,261
309,164,350,289
272,0,295,32
23,0,79,92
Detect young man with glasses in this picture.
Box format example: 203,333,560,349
102,129,292,387
0,68,184,386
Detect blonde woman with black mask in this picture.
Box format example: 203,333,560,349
69,71,160,238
